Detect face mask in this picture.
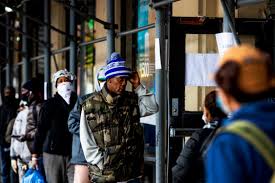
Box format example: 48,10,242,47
57,82,72,104
202,114,208,124
216,95,231,115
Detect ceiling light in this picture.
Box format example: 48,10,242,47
5,6,13,13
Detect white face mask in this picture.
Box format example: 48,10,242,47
57,82,72,104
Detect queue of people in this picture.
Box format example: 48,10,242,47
0,46,274,183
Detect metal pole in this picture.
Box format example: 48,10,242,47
0,41,23,52
155,7,166,183
237,0,265,8
79,37,107,47
0,21,48,46
22,3,29,84
80,21,86,95
52,46,71,55
117,23,155,37
151,0,179,9
5,15,11,86
223,0,234,32
30,55,44,62
44,0,51,99
221,0,241,44
107,0,115,58
28,24,155,63
69,0,77,84
53,0,109,26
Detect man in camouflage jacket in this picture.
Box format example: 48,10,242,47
80,53,158,183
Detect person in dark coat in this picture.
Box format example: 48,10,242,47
31,69,77,183
0,86,19,183
19,78,44,153
172,91,226,183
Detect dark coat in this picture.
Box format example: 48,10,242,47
32,92,77,156
172,121,220,183
68,93,92,165
0,98,19,147
25,101,43,152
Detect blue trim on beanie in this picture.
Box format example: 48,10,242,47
105,70,131,79
106,73,131,80
105,70,131,78
105,66,131,76
105,67,131,79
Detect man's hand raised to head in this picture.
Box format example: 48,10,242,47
129,71,141,89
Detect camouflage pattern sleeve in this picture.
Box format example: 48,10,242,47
134,84,159,117
79,109,104,169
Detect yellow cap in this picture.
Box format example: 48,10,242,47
218,45,271,94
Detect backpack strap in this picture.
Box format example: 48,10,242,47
219,120,275,171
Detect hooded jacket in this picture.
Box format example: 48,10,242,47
206,100,275,183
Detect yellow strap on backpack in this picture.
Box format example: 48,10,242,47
220,120,275,183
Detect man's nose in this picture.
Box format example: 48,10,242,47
121,79,127,86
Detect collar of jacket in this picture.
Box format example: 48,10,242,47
101,84,121,105
55,92,76,108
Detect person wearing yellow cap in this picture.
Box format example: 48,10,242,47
206,45,275,183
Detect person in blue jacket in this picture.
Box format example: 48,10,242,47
206,45,275,183
68,93,92,183
68,67,105,183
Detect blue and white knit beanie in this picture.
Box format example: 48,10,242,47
104,52,131,80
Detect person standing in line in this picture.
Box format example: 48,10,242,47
68,93,92,183
23,78,44,155
80,52,159,183
10,79,44,182
10,99,29,182
206,45,275,183
0,86,19,183
68,68,106,183
172,91,226,183
32,69,77,183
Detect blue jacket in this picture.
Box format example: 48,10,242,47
206,100,275,183
68,93,92,165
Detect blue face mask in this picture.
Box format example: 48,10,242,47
216,95,231,115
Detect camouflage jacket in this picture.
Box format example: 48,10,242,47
80,85,158,182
